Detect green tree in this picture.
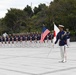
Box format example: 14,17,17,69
49,0,76,30
0,0,76,34
23,5,33,17
32,4,49,31
4,8,28,33
0,18,8,35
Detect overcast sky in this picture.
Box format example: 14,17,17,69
0,0,53,18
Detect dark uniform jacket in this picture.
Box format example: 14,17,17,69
55,31,67,46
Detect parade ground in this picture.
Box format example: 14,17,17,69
0,42,76,75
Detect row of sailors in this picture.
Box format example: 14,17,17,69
0,33,54,44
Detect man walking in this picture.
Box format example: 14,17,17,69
55,25,67,63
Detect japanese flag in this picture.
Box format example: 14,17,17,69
53,24,59,43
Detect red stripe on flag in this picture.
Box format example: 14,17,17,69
54,31,56,37
40,29,50,42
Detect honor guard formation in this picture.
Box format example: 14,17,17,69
0,32,54,48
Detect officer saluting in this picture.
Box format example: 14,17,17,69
55,25,67,63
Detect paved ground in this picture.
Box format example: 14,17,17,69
0,42,76,75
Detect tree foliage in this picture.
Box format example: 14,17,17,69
0,0,76,34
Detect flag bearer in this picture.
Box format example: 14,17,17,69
55,25,67,63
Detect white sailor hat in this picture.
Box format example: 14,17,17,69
59,25,64,28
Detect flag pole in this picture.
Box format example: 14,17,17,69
47,22,54,57
47,45,53,57
53,22,55,47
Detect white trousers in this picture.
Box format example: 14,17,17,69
67,38,70,47
60,45,67,61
